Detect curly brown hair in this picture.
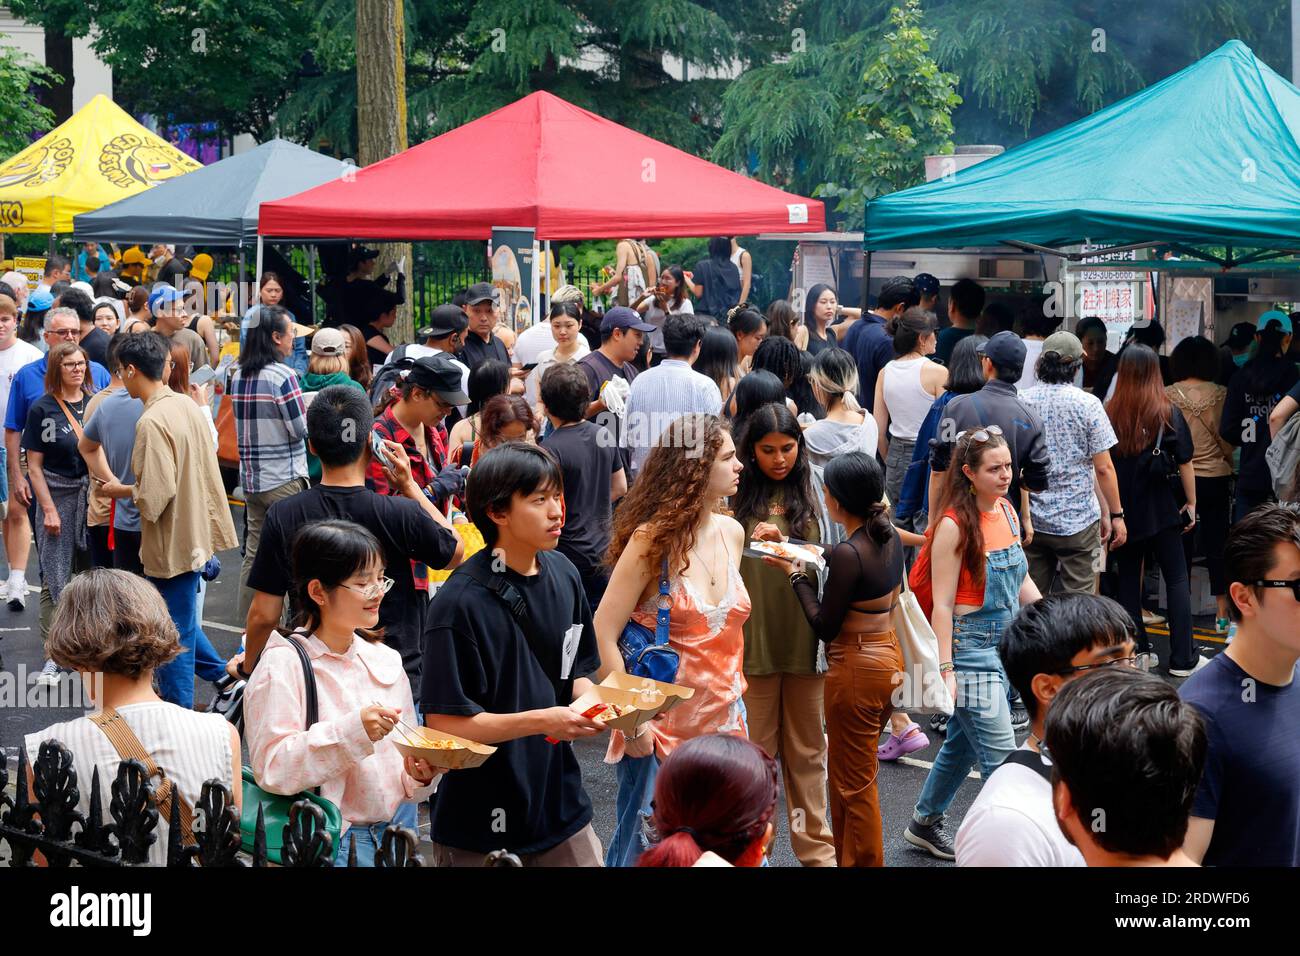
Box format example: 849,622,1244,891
47,569,180,678
608,413,727,575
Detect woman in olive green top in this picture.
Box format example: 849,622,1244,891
731,402,836,867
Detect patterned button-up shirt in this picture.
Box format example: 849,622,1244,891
1020,381,1117,536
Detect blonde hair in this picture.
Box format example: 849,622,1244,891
47,570,180,678
809,355,862,413
308,353,348,376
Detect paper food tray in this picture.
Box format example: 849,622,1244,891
391,726,497,770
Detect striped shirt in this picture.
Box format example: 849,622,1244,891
624,359,723,478
25,702,234,866
230,362,308,493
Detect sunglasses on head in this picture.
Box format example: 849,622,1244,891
961,424,1004,444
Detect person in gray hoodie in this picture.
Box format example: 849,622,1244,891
804,348,878,546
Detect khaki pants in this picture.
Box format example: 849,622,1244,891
238,477,308,622
1024,520,1101,596
824,633,902,867
429,823,603,867
743,672,837,867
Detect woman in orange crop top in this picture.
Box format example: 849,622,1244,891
903,427,1041,860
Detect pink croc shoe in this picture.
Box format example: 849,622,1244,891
879,722,929,761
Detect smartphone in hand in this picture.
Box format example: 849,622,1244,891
370,430,392,468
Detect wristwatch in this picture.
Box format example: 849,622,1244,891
1110,512,1125,520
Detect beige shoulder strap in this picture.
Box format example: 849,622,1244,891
53,394,85,441
89,707,195,845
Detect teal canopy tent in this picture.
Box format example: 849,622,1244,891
864,41,1300,268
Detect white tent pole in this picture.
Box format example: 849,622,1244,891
255,235,264,286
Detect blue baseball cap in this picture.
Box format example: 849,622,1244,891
27,289,54,312
1256,310,1292,334
600,306,655,334
148,284,186,314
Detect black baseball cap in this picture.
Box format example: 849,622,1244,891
600,305,656,333
349,246,379,266
419,303,469,340
405,354,469,405
465,282,498,306
914,273,940,297
978,330,1027,374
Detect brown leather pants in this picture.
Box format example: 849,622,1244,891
824,630,904,867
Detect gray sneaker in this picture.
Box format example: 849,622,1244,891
36,659,60,687
904,818,956,861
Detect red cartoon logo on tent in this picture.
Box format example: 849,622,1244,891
98,133,199,188
0,138,75,189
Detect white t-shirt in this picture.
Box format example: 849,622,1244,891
512,321,554,367
1016,339,1045,391
0,337,43,429
383,343,471,416
954,745,1084,867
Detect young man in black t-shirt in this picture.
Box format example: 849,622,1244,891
1181,504,1300,866
237,386,463,690
421,443,606,866
539,362,626,610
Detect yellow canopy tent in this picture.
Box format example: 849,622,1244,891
0,94,201,234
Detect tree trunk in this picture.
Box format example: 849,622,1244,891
43,27,75,123
355,0,414,343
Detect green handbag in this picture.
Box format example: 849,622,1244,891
240,632,344,864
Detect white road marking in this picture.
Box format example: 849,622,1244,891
897,755,981,780
202,620,243,634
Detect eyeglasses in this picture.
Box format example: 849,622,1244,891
62,361,87,370
1248,579,1300,601
962,424,1004,443
339,577,395,601
1054,654,1139,675
48,328,78,340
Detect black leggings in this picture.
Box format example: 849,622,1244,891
1114,524,1194,670
1184,475,1230,596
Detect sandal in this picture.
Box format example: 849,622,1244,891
880,722,930,761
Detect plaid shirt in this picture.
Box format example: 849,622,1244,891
230,362,308,493
369,405,447,499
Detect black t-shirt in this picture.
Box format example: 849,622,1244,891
1220,358,1300,495
246,484,459,683
580,350,638,473
1181,653,1300,866
420,548,600,855
156,257,188,285
361,322,391,368
456,331,511,374
22,393,89,479
692,256,741,319
79,327,111,368
541,421,620,578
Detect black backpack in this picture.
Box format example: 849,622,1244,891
368,344,418,405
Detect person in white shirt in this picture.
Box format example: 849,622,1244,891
514,284,585,368
955,592,1137,867
524,300,590,406
0,291,42,609
384,304,471,416
624,314,721,481
1015,312,1062,392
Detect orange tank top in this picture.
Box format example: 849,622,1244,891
942,498,1019,607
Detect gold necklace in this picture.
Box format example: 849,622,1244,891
691,524,721,588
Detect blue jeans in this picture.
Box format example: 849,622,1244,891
914,616,1017,821
605,755,659,868
334,802,419,867
151,571,226,708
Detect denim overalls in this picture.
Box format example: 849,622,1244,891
915,501,1024,822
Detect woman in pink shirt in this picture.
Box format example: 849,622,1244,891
245,519,439,866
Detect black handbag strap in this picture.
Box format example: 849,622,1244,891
459,561,569,703
282,630,323,796
999,748,1052,783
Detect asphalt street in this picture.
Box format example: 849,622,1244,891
1,500,1227,867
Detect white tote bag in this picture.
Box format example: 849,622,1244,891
890,573,955,716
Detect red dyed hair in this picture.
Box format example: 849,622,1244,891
1106,344,1171,457
637,734,778,868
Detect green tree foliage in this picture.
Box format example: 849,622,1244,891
816,0,960,228
0,45,58,159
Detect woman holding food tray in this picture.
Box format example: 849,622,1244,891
595,412,751,868
763,451,904,867
244,519,440,867
730,402,837,867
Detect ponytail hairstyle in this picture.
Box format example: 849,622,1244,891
638,734,779,868
889,306,936,356
809,347,861,412
937,428,1011,587
727,303,765,337
824,452,893,548
289,519,386,642
732,402,817,541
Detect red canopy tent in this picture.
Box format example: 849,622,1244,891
257,91,824,241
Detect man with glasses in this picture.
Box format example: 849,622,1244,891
238,385,463,695
1181,504,1300,866
955,592,1137,866
3,308,110,613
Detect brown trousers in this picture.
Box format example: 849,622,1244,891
744,672,837,867
824,632,903,867
428,823,603,868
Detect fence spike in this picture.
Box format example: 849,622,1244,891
252,802,267,868
164,788,184,867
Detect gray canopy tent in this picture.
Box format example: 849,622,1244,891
73,139,350,319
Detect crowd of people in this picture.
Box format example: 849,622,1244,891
12,240,1300,870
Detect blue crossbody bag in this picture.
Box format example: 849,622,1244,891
617,558,678,683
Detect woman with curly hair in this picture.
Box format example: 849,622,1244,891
594,413,750,867
731,401,836,866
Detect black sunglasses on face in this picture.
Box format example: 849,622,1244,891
1249,579,1300,601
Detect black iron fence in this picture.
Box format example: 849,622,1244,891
0,739,519,868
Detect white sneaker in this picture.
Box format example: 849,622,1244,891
7,583,25,611
0,580,10,602
36,659,60,687
1137,652,1160,672
1169,655,1213,679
